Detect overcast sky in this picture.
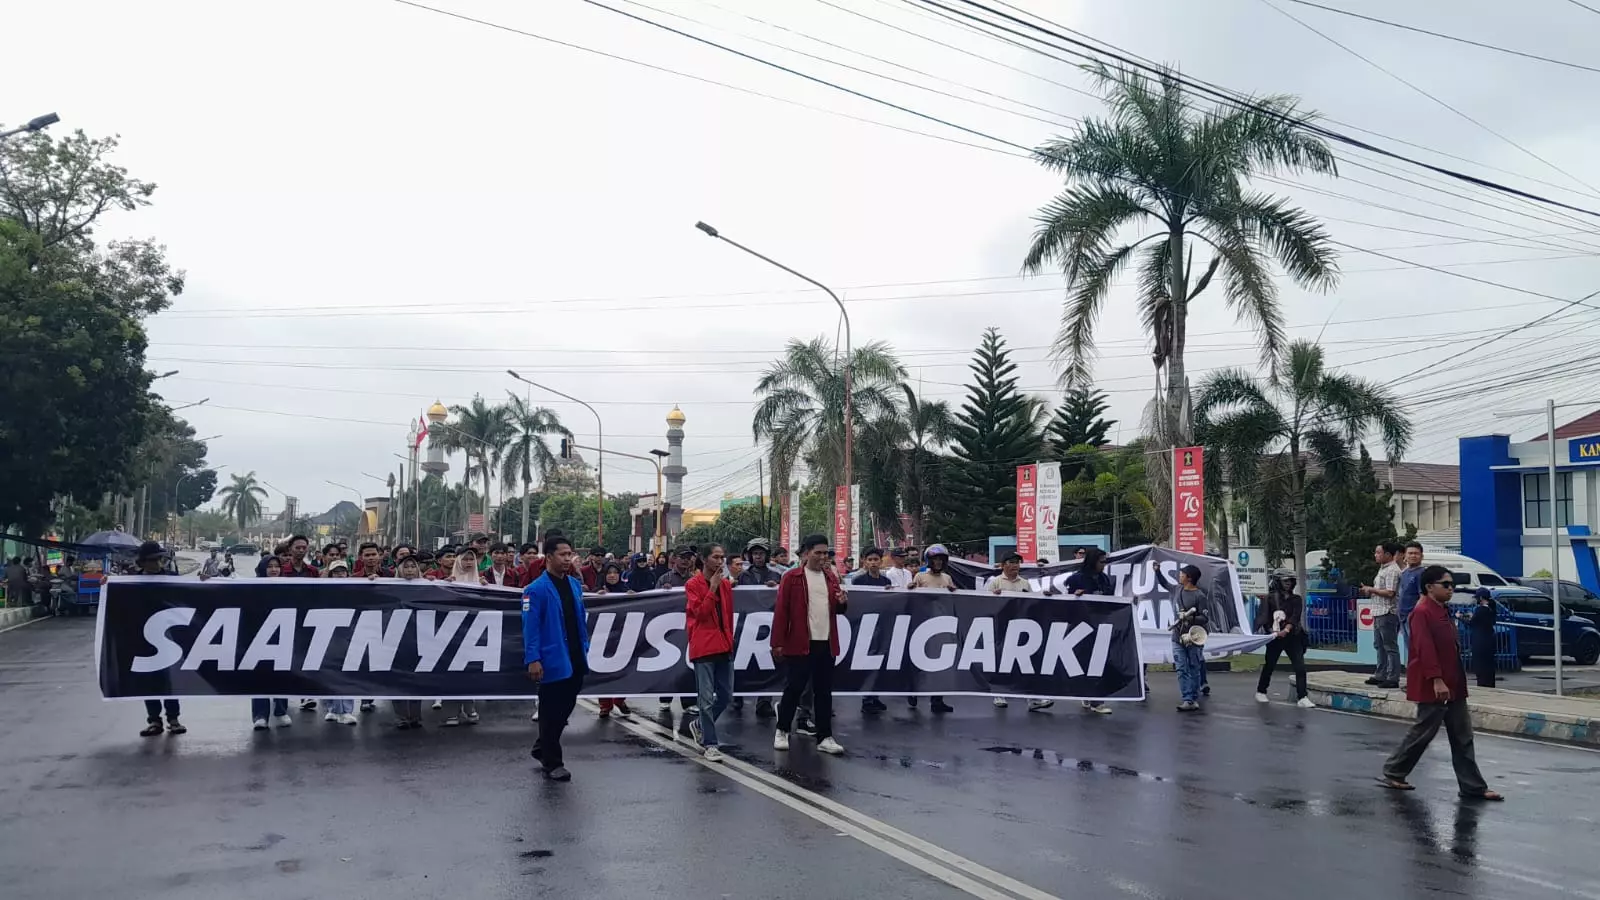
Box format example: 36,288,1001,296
13,0,1599,515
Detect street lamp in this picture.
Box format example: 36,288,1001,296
171,397,209,412
650,448,670,553
0,112,60,141
153,370,179,381
508,370,605,545
694,220,852,552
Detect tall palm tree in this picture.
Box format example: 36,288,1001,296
1195,340,1411,591
217,471,267,532
433,395,513,535
858,385,958,544
1023,62,1340,450
752,337,907,495
500,393,571,545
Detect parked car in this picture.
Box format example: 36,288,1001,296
1508,577,1600,622
1423,551,1515,592
1450,586,1600,665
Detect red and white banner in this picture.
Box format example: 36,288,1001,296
1172,447,1205,555
786,490,800,554
833,485,851,574
1015,464,1038,561
779,492,793,552
1035,461,1061,563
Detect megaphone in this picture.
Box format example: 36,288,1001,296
1181,625,1208,647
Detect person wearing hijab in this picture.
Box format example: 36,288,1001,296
439,548,484,726
1461,587,1500,688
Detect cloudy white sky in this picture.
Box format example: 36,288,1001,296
13,0,1600,515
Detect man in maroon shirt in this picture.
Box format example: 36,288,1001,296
281,535,320,578
352,542,391,578
1379,565,1503,800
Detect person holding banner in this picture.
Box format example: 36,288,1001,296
909,545,957,714
851,549,895,714
772,534,847,756
1254,574,1312,708
686,544,736,762
989,553,1055,713
132,542,187,737
1172,565,1209,712
523,535,591,782
738,539,783,587
391,557,428,729
1064,548,1113,716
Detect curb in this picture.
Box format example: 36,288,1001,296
1307,684,1600,747
0,604,46,633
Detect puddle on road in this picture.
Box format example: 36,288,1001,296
979,746,1168,782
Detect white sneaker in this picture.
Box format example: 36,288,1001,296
993,697,1009,708
1084,703,1109,715
252,718,268,731
1030,699,1056,711
703,746,725,762
773,729,790,751
273,715,293,727
1255,692,1270,704
324,711,339,722
1296,697,1315,709
339,713,359,725
817,737,845,755
431,700,443,710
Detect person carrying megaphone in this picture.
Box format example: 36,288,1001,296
1171,565,1209,712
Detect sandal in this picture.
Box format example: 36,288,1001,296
1377,777,1414,791
1461,790,1505,801
140,721,163,737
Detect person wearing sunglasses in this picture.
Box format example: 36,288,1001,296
1378,565,1503,801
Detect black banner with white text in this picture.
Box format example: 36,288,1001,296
96,577,1144,701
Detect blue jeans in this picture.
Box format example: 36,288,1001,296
1173,642,1204,702
325,699,355,715
251,698,288,720
694,656,735,747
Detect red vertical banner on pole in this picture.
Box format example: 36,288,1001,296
779,493,792,552
833,485,850,575
1172,446,1206,554
1015,464,1038,561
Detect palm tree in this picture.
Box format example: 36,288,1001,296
1023,62,1340,450
752,337,907,495
433,395,512,535
858,385,958,544
1059,443,1156,550
217,471,267,532
500,393,570,545
1194,340,1411,591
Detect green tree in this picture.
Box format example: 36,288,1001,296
1046,388,1115,481
857,385,957,545
752,336,907,494
1059,443,1155,550
1308,447,1415,587
537,492,634,557
0,129,183,537
1194,340,1411,591
499,394,570,545
434,395,512,534
218,471,268,532
930,328,1044,545
671,503,772,554
1022,62,1338,454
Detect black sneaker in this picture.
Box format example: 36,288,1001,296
546,766,572,782
687,715,703,746
931,699,954,714
732,697,745,713
1363,676,1382,685
794,719,818,738
907,697,919,709
755,699,775,719
140,720,163,737
359,700,375,712
299,699,317,711
861,697,887,713
166,718,187,735
1201,684,1211,697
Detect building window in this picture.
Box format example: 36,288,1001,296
1523,472,1574,529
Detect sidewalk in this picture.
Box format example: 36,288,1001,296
0,604,45,631
1307,671,1600,747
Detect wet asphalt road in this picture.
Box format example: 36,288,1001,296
4,617,1600,900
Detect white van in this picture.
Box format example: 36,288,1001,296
1304,549,1510,591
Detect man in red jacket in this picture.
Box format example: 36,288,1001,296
685,543,736,762
771,534,847,756
1379,565,1503,800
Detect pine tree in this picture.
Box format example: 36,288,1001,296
930,327,1044,546
1046,388,1115,481
1313,445,1413,587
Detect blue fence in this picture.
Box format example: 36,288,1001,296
1457,619,1521,672
1245,592,1359,650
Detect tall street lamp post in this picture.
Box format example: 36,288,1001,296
694,221,852,546
508,370,605,545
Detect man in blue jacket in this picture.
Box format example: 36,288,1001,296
523,535,591,782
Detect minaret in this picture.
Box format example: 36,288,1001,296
421,401,450,478
664,405,686,538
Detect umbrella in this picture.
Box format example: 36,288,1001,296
78,530,144,554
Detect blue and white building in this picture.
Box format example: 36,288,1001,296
1460,410,1600,578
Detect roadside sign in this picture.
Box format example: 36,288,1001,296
1234,548,1269,594
1358,605,1375,630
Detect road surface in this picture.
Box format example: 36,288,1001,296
3,617,1598,900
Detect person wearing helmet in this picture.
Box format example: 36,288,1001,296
909,545,957,714
738,539,782,587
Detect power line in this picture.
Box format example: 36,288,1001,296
1565,0,1600,16
1279,0,1600,74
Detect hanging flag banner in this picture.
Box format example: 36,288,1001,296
1172,447,1205,555
849,484,861,567
779,493,793,552
944,544,1271,664
786,490,800,554
1015,464,1038,561
95,578,1144,702
1035,461,1061,563
833,485,850,574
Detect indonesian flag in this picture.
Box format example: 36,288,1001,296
413,414,428,450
